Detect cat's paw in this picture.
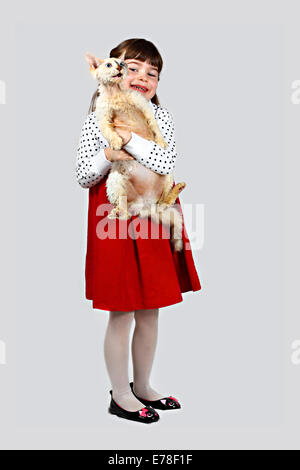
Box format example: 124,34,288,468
118,210,131,220
176,182,186,194
108,207,130,220
107,207,119,219
155,136,168,149
109,135,123,150
173,238,183,251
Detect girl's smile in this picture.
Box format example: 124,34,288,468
120,58,159,102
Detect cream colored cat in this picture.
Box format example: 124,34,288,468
85,52,186,251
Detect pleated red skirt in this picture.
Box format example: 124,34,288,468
85,174,202,311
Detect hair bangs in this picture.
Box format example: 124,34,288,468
121,40,163,74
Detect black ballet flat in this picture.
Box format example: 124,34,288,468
129,382,181,410
108,390,160,424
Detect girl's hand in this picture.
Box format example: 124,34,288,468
104,147,135,162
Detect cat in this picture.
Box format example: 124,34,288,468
85,52,186,251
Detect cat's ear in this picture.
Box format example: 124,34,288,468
85,52,104,75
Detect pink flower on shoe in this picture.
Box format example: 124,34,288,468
139,407,149,417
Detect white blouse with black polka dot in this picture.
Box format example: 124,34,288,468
75,101,179,188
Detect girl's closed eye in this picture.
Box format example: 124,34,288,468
129,67,157,77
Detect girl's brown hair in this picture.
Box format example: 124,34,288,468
88,38,163,114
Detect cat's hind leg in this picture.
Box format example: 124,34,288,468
159,206,184,251
107,195,131,220
162,182,186,206
158,173,186,207
106,171,131,220
136,199,183,251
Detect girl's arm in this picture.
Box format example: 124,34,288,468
76,113,112,188
123,106,178,175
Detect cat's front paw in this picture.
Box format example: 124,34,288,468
155,136,168,150
109,134,123,150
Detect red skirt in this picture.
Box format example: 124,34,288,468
85,174,202,311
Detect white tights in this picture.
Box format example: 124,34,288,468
104,308,166,411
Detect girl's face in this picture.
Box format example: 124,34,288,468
120,57,159,102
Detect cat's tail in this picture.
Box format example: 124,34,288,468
138,204,184,252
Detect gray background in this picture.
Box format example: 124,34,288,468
0,0,299,450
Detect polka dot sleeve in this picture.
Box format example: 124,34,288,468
123,105,178,175
75,113,112,188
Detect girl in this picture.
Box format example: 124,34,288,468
76,38,202,424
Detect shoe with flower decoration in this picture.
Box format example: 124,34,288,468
129,382,181,410
108,390,160,424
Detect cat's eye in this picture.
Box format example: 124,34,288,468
106,63,112,68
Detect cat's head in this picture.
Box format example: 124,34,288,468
85,53,128,84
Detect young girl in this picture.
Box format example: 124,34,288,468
76,38,202,424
